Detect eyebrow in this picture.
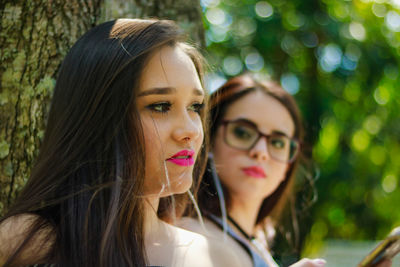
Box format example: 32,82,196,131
234,118,291,138
270,130,291,138
138,87,175,96
138,87,204,97
192,88,204,96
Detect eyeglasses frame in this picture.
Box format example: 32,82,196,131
220,119,300,163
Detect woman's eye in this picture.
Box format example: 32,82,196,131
146,102,171,113
270,138,286,149
188,103,204,114
233,126,253,140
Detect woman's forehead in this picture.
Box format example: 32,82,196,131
223,91,295,137
138,45,203,94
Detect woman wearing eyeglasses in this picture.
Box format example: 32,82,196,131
181,74,394,267
179,74,327,267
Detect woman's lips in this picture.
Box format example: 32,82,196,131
242,166,266,179
166,150,195,166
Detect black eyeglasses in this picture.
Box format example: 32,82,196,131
221,119,300,163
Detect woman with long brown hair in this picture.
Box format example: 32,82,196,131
180,74,326,267
181,74,394,267
0,19,241,267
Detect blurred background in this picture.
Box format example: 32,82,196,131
199,0,400,265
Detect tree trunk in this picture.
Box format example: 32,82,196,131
102,0,205,46
0,0,204,216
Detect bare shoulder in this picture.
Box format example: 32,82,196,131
177,217,205,233
1,213,39,232
168,224,242,267
205,237,245,267
0,214,38,252
178,217,226,238
173,219,251,267
178,217,253,266
289,258,327,267
0,214,54,266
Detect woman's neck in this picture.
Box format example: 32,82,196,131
142,196,180,266
144,197,163,241
228,197,263,238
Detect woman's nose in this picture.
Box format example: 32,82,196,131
249,137,270,162
172,112,202,143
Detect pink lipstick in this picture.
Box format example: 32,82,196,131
166,150,195,166
242,166,266,179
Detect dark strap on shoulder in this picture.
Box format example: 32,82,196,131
206,213,254,258
206,213,270,267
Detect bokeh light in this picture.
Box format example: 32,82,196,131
385,10,400,32
255,1,274,18
319,44,343,72
280,73,300,94
382,174,397,193
223,56,243,76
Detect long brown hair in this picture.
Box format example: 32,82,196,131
197,74,304,225
0,19,207,267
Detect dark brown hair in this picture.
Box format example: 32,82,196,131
197,73,304,225
0,18,207,267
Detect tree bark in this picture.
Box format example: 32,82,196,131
0,0,204,216
102,0,205,46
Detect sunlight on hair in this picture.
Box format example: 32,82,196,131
296,162,320,210
148,115,178,225
208,153,228,242
187,190,208,235
163,160,177,225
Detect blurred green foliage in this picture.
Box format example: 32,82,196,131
200,0,400,260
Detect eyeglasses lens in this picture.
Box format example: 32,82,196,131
225,121,298,163
225,121,258,149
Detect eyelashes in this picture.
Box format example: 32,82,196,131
189,103,204,114
146,102,171,113
146,102,204,114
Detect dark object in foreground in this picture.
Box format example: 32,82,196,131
358,226,400,267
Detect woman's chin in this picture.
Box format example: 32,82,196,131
153,175,193,197
171,175,193,194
